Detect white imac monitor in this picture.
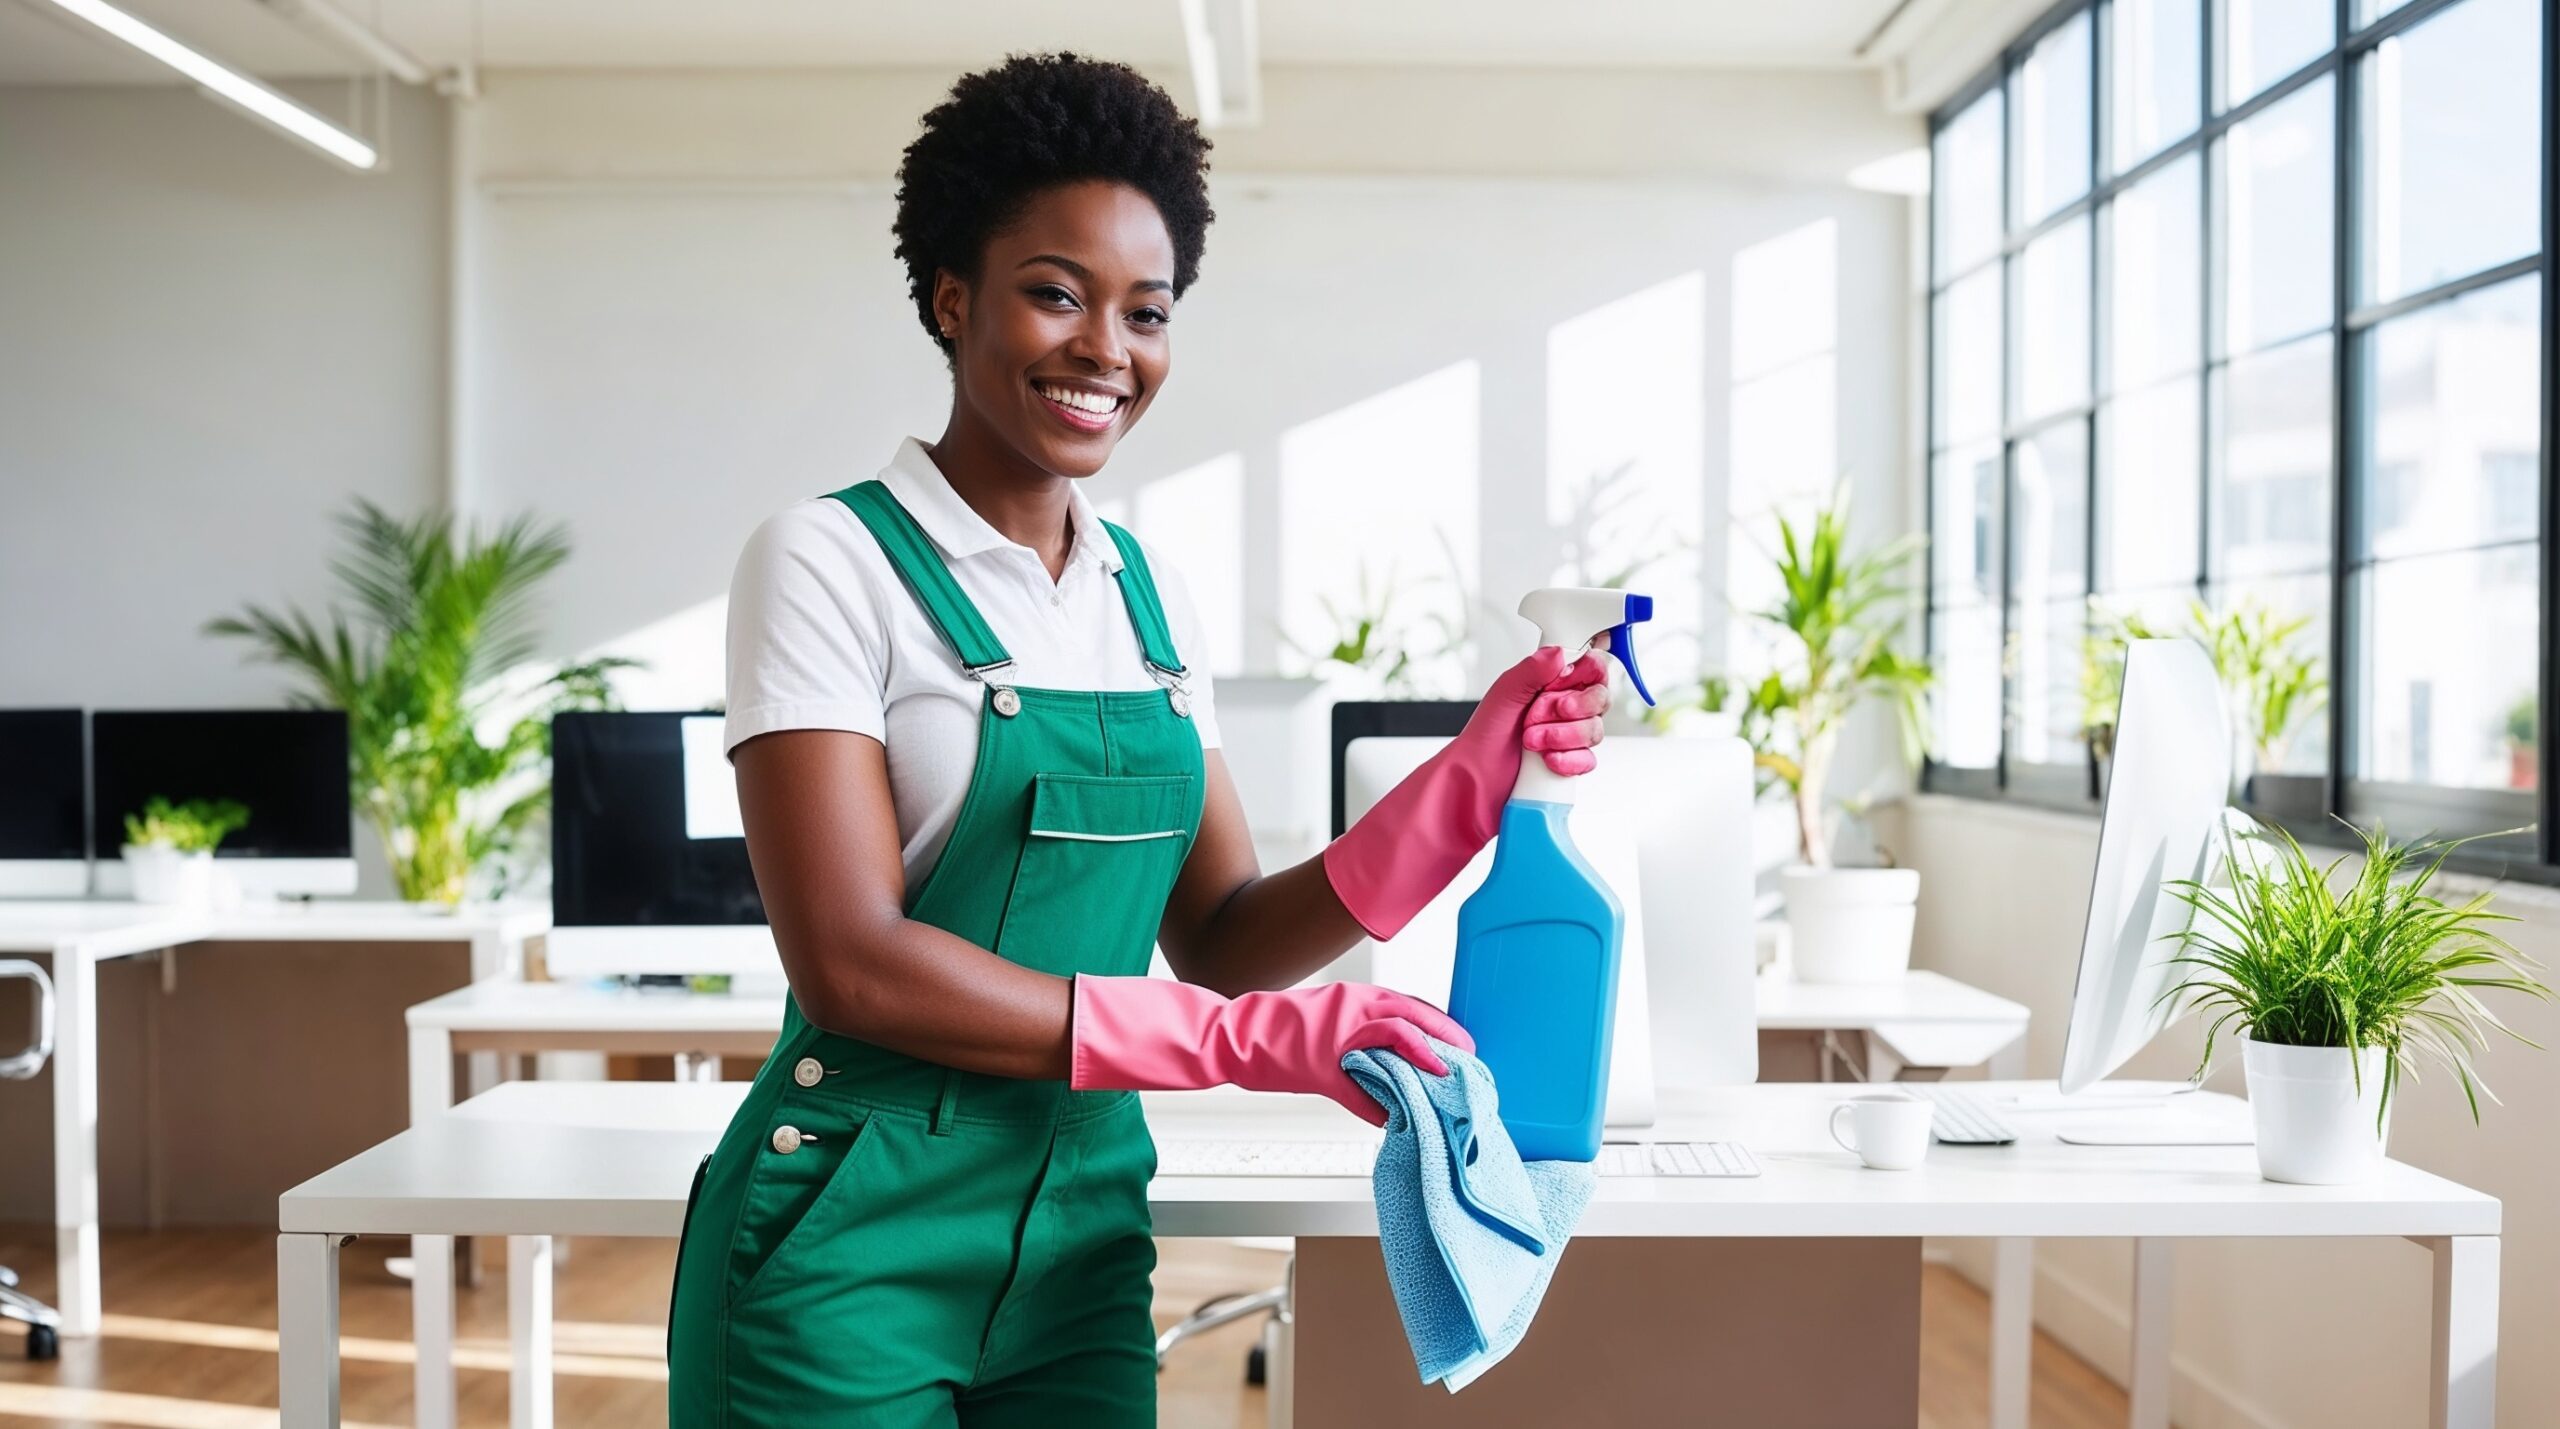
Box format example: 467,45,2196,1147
1342,732,1759,1127
89,710,358,898
0,709,89,897
547,712,784,986
2048,639,2255,1143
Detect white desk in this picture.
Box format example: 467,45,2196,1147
280,1078,2499,1429
0,898,547,1340
1756,966,2033,1079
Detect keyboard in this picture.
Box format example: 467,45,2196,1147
1908,1085,2020,1145
1155,1139,1761,1178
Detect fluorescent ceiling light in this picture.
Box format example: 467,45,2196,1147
41,0,379,170
1847,147,1931,196
1177,0,1260,128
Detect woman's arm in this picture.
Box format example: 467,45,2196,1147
734,727,1074,1081
1154,752,1366,997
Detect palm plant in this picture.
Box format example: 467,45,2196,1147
2161,820,2549,1127
2192,597,2326,777
206,501,628,903
1749,493,1933,866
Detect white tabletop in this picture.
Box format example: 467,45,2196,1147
277,1079,2498,1243
406,978,786,1032
0,899,547,956
1752,968,2032,1030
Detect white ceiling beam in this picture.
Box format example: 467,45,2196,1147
256,0,431,85
32,0,379,168
1177,0,1260,128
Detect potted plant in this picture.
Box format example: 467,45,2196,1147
1750,494,1934,984
207,502,629,904
2190,597,2326,801
121,796,250,906
2163,820,2549,1184
2077,602,2165,786
2504,694,2537,791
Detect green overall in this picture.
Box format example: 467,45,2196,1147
667,479,1204,1428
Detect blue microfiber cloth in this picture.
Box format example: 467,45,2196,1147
1340,1037,1597,1392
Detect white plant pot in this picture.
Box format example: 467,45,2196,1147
123,845,214,907
1781,867,1921,984
2244,1038,2392,1185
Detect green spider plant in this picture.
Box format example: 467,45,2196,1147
123,796,251,854
1749,492,1933,866
2161,819,2549,1128
206,501,630,904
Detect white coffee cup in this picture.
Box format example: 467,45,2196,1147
1829,1093,1933,1171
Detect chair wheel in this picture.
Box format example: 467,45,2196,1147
26,1324,58,1361
1245,1342,1265,1386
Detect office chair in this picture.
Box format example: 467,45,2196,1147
1,959,63,1361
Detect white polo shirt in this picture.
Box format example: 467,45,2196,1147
724,437,1222,886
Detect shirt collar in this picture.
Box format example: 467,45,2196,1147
879,437,1124,575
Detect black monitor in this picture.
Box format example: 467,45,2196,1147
0,709,87,862
89,710,352,862
1329,700,1474,838
552,712,765,929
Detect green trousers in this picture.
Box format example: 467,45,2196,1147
667,478,1206,1427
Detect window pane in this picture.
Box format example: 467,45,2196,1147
2009,598,2089,764
2358,0,2545,303
2014,12,2094,224
1932,605,2005,767
2113,0,2204,170
2218,0,2332,107
2099,379,2203,590
1934,89,2005,282
2357,0,2415,22
2013,219,2092,421
1933,442,2005,605
2206,574,2332,775
2217,75,2334,356
2107,154,2203,392
2358,543,2539,790
2211,333,2332,579
1934,267,2003,446
2359,275,2543,561
2011,422,2091,606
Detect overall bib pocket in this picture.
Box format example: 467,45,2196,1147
994,773,1199,975
726,1101,878,1304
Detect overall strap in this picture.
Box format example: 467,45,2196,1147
826,481,1012,674
1100,520,1187,678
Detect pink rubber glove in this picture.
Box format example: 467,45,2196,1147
1069,974,1475,1126
1321,647,1611,940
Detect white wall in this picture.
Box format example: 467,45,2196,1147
1878,794,2560,1429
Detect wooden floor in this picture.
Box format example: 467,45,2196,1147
0,1227,2135,1428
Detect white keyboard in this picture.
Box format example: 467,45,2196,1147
1155,1139,1761,1178
1909,1085,2020,1145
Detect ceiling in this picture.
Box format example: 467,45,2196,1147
0,0,1915,85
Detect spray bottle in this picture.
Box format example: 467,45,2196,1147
1448,587,1656,1163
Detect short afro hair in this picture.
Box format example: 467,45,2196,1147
894,53,1214,359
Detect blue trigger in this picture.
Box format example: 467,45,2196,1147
1605,624,1655,706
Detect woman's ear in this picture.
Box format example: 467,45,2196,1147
931,270,969,343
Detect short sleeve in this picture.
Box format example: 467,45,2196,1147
723,501,890,756
1142,540,1222,751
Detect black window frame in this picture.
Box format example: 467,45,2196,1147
1921,0,2559,880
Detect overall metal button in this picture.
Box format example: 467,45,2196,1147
991,687,1022,718
1169,688,1192,718
771,1125,816,1155
792,1057,825,1088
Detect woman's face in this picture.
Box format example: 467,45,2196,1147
936,179,1177,480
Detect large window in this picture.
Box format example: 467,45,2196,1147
1925,0,2553,865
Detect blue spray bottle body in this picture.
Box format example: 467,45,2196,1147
1447,589,1655,1163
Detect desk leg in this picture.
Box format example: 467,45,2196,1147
509,1235,556,1429
50,948,101,1339
2128,1238,2172,1429
278,1233,344,1429
1988,1238,2032,1429
405,1024,459,1429
2426,1235,2499,1429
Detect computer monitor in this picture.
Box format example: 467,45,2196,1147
547,712,779,981
89,710,355,897
0,709,88,897
1336,717,1759,1123
2046,639,2256,1143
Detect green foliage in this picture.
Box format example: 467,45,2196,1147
206,500,631,904
1750,492,1933,865
1640,673,1734,733
2192,597,2327,774
123,796,250,853
2506,694,2537,749
1283,560,1459,697
2077,603,2167,757
2162,820,2550,1127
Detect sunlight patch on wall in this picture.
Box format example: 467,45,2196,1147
1727,219,1841,680
1097,452,1247,676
